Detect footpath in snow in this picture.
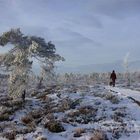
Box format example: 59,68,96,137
105,85,140,102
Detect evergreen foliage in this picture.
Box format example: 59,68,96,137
0,28,64,98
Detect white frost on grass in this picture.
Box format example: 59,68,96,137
1,82,140,139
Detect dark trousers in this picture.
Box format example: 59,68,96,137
112,79,115,87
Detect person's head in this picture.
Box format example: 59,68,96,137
112,70,115,73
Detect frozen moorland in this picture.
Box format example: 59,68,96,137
0,73,140,140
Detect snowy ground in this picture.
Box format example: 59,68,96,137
0,79,140,139
106,85,140,101
105,85,140,140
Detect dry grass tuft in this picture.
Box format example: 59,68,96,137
44,120,65,133
67,110,80,117
104,93,119,104
21,115,33,124
0,113,9,121
2,131,16,140
90,130,108,140
29,110,43,119
73,128,85,137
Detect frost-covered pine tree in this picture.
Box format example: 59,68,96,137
0,28,64,98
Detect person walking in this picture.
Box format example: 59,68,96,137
110,70,117,87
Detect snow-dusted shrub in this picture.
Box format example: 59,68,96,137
36,93,48,100
0,113,9,121
44,120,65,133
79,106,97,115
58,98,72,112
29,110,43,119
66,106,97,124
90,130,108,140
44,86,57,94
36,88,56,100
0,96,12,104
42,95,52,102
68,110,79,117
17,127,34,135
0,101,12,107
31,90,38,97
0,28,64,98
46,113,55,120
2,131,16,140
37,136,47,140
21,115,33,124
104,93,120,104
58,98,81,112
11,99,23,106
67,110,80,118
112,114,123,123
112,109,126,122
0,99,23,113
78,106,97,124
93,92,105,98
0,104,19,118
114,111,126,118
77,85,90,93
73,128,85,137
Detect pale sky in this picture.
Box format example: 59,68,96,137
0,0,140,67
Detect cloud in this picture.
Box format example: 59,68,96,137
89,0,140,19
0,0,140,67
48,27,102,51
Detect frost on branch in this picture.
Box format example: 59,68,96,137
0,28,64,98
